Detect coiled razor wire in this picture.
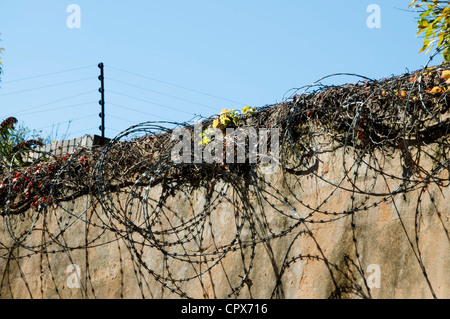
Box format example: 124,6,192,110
0,58,449,299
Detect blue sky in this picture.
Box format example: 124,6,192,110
0,0,443,141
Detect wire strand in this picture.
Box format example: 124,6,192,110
108,102,173,121
0,65,94,85
14,102,93,117
108,90,195,116
108,77,218,111
0,90,96,118
0,77,93,97
35,113,97,130
107,65,247,106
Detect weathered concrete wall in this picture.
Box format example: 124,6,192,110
0,135,448,299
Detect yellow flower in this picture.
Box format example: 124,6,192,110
201,136,210,145
212,118,220,128
216,109,239,128
199,128,214,145
441,70,450,84
242,106,255,115
427,86,443,94
220,115,231,126
400,90,407,99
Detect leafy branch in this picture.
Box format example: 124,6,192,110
410,0,450,60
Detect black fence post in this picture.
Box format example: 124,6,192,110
98,62,105,141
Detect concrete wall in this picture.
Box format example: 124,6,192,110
0,135,448,299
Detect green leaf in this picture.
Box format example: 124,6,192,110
438,32,445,47
409,0,417,7
418,19,429,29
425,26,433,40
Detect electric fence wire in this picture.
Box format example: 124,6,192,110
0,64,246,139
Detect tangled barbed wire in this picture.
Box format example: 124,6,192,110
0,59,448,299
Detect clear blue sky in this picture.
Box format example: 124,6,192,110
0,0,443,141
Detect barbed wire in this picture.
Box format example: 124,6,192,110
0,60,448,299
